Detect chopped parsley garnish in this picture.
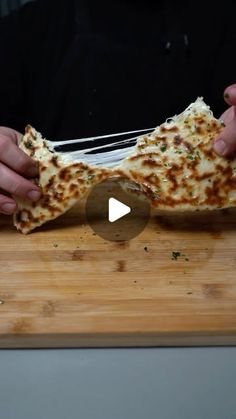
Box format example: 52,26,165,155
171,251,181,260
171,251,189,261
24,139,33,149
187,154,194,160
185,149,202,161
160,144,167,152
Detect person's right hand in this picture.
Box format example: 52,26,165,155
0,127,41,215
214,85,236,156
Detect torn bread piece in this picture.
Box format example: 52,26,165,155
119,98,236,210
14,125,112,234
14,98,236,234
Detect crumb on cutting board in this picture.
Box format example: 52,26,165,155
171,251,189,261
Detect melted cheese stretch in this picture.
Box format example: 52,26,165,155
60,97,217,167
14,97,236,234
60,142,135,168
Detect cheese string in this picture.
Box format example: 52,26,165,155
52,128,155,148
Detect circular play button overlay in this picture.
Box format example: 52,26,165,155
86,177,150,241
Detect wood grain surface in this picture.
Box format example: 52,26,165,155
0,203,236,348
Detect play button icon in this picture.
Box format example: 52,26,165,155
86,177,150,241
109,198,131,223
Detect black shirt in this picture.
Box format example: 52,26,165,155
0,0,236,140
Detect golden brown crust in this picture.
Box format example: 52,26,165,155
14,98,236,234
14,126,112,234
119,98,236,210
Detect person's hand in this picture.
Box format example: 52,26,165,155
214,85,236,156
0,127,41,215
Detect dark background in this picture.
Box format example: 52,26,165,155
0,0,32,17
0,0,235,141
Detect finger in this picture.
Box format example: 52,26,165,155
0,126,22,145
224,85,236,106
0,133,38,178
220,106,235,125
0,162,41,201
214,117,236,156
0,194,17,215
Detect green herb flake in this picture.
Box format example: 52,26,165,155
171,251,189,261
196,151,201,159
160,144,167,152
187,154,194,160
171,251,181,260
24,139,33,149
53,243,59,248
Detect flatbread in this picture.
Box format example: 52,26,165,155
119,98,236,210
14,98,236,234
14,125,112,234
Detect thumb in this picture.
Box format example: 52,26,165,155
214,117,236,156
214,86,236,156
223,84,236,106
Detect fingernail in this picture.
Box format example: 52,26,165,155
27,190,41,201
214,139,228,155
224,87,236,99
1,203,16,214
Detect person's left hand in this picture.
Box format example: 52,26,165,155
214,84,236,156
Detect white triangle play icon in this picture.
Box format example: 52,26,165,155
108,197,131,223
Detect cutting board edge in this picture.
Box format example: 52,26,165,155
1,330,236,348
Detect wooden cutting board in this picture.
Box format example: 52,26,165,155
0,203,236,348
